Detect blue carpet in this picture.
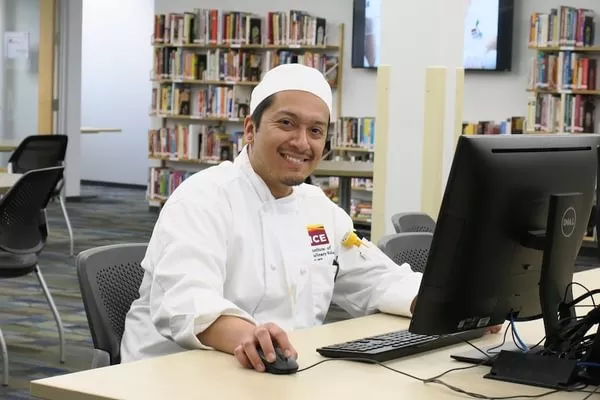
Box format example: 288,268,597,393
0,184,157,399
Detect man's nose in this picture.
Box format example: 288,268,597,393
289,128,310,150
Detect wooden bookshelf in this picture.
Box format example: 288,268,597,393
529,45,600,53
152,43,340,51
151,78,259,86
313,116,376,229
527,88,600,95
147,10,345,207
526,7,599,136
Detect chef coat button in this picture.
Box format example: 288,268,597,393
270,264,276,271
300,268,306,276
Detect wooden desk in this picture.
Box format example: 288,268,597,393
31,269,600,400
81,127,122,134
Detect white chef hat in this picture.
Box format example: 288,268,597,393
249,63,333,116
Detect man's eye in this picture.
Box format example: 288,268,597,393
279,119,292,125
312,128,323,136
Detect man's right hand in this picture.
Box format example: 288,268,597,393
233,322,297,372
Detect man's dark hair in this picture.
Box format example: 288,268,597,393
250,94,276,130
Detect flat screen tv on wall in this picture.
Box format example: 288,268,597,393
351,0,515,71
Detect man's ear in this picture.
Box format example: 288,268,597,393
243,116,255,144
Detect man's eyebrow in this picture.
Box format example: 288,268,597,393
273,110,300,119
273,110,328,126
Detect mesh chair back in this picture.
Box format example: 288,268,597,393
391,212,436,234
8,135,68,173
76,243,147,365
378,232,433,273
0,166,64,254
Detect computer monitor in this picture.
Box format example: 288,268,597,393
408,133,600,388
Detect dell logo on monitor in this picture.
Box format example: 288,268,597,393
561,207,576,238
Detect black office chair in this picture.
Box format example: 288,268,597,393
391,212,436,234
8,134,74,256
377,232,433,273
76,243,147,367
0,166,66,386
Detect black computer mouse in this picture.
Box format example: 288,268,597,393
257,346,299,375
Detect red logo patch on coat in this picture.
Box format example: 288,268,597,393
307,224,330,246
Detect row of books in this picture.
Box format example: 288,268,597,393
152,9,330,47
526,94,596,133
319,177,373,191
153,48,262,82
152,48,338,85
148,124,244,162
528,7,596,48
148,167,193,201
151,85,252,119
461,117,526,135
529,52,598,91
264,51,338,85
330,117,375,149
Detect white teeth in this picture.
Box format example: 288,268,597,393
284,154,304,164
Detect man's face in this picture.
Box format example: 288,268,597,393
245,90,329,197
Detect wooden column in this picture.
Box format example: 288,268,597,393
38,0,56,135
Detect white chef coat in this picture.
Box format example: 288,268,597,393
120,145,422,363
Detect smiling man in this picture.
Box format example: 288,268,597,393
120,64,444,371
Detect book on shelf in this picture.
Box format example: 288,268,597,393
148,167,194,201
153,9,333,47
148,124,244,163
153,10,263,46
461,117,525,135
264,50,338,86
528,51,597,91
526,93,596,133
152,47,337,87
151,84,253,120
529,7,595,48
267,10,327,46
331,117,375,149
153,48,263,82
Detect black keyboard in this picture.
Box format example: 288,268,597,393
316,328,486,363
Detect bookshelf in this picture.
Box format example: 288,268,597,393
526,6,599,135
147,9,344,208
527,6,599,252
314,116,376,235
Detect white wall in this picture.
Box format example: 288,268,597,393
80,0,154,185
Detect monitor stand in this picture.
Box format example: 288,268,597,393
452,193,593,389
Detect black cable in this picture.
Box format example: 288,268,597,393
296,356,560,399
564,282,597,308
564,288,600,309
298,336,596,400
